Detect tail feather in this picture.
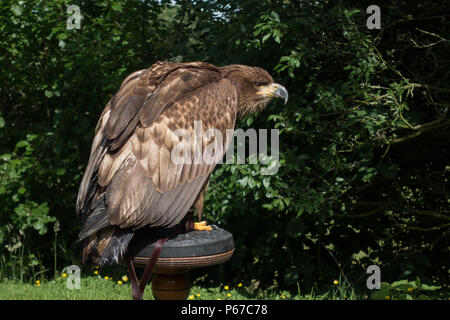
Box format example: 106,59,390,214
77,196,109,241
97,228,134,265
79,226,133,266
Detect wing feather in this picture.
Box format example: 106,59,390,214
97,141,132,187
76,105,111,217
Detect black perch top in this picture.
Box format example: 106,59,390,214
127,225,234,260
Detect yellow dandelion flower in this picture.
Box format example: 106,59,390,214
62,273,67,278
333,280,339,285
189,295,194,300
36,283,41,287
94,270,99,275
122,275,128,282
117,281,123,285
35,280,40,285
224,285,229,290
104,276,109,280
227,293,231,297
217,298,222,300
196,293,201,297
237,283,242,287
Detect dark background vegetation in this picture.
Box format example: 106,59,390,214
0,0,448,298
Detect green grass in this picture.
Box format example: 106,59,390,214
0,264,361,300
0,274,360,300
0,276,133,300
0,258,446,300
0,277,264,300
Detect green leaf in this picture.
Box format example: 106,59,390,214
274,34,281,43
397,293,413,300
57,33,68,41
15,140,29,149
420,284,441,291
247,176,255,188
11,4,23,16
392,283,413,292
253,28,262,36
304,202,313,214
111,3,123,12
238,176,249,187
370,289,391,300
270,11,280,22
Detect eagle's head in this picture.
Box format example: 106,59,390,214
220,64,288,116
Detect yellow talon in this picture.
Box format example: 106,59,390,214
194,221,212,231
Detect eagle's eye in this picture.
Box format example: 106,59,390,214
253,81,267,87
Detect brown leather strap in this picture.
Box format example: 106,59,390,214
139,238,168,294
127,237,168,300
127,256,141,300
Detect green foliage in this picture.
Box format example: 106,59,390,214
0,133,55,280
0,0,448,299
370,278,443,300
202,0,449,295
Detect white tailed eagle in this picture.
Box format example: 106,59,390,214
76,61,288,265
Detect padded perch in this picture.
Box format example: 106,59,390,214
125,225,234,300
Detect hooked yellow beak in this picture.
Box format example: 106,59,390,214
257,83,289,105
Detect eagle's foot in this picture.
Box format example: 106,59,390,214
194,221,212,231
